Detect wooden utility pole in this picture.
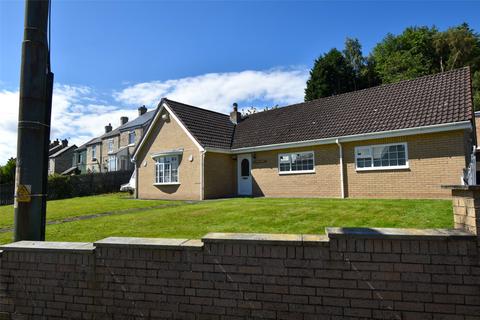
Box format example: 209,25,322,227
14,0,53,241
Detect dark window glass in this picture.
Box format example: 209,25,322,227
241,159,250,177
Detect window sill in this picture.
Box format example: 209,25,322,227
153,182,180,186
356,165,409,172
128,143,135,147
279,170,315,175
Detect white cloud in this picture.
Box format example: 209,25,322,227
0,90,20,164
115,68,309,113
0,85,137,164
0,67,309,164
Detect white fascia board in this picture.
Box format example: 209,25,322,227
226,121,472,154
132,101,205,161
204,147,234,154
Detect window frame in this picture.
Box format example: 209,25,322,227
128,131,136,146
277,151,315,175
108,139,114,153
91,145,96,160
153,155,180,185
355,142,409,171
108,155,117,172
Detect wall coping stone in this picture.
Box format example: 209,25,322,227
442,185,480,190
94,237,202,250
302,234,329,245
203,233,302,245
0,241,94,253
326,227,476,240
203,233,328,245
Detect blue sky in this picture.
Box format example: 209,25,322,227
1,0,479,163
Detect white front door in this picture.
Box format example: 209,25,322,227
237,154,252,196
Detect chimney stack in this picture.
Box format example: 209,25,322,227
120,116,128,125
50,139,59,148
138,105,147,116
105,123,112,133
229,103,241,124
61,139,68,147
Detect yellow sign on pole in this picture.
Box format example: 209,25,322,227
16,184,31,203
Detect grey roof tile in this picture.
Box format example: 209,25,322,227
118,110,155,132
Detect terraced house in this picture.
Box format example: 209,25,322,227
78,106,155,173
133,67,476,200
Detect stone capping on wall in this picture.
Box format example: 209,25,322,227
0,241,94,253
0,227,476,254
326,227,476,240
202,232,328,245
94,236,203,250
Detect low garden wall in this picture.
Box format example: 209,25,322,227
0,186,479,319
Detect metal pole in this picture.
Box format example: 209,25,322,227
14,0,53,241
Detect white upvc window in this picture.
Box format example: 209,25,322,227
278,151,315,174
108,139,114,153
154,155,179,184
91,145,96,160
128,131,136,145
355,142,408,171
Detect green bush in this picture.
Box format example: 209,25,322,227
47,174,72,200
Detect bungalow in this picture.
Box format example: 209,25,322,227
132,67,475,200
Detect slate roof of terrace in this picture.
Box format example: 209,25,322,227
149,67,473,151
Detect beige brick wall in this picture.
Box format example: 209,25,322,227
119,127,143,154
344,130,468,199
137,110,201,200
250,144,341,198
204,152,236,199
101,135,120,170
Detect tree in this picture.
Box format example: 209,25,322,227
433,23,480,72
371,26,439,83
305,49,355,101
473,71,480,111
305,24,480,109
0,158,16,184
343,38,364,90
361,56,381,89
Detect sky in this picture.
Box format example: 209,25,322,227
1,0,480,164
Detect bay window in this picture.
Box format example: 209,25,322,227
154,155,179,184
108,155,117,172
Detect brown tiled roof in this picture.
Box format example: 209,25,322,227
149,68,473,152
232,67,473,149
165,99,235,149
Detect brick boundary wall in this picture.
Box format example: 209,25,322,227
0,186,479,320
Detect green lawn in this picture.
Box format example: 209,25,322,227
0,194,453,245
0,193,178,229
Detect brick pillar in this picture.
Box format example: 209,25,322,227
447,186,480,236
